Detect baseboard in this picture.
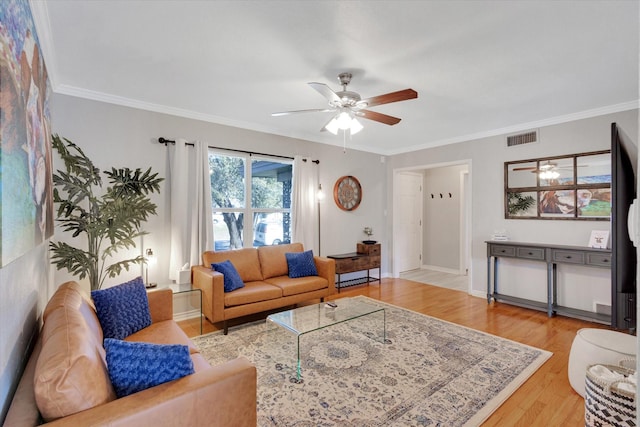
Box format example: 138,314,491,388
421,265,464,275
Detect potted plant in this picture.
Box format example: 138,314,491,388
49,135,163,290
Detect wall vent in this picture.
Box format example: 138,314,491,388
506,130,538,147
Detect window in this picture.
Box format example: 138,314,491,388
504,150,611,220
209,150,292,250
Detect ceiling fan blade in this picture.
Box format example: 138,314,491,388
272,108,334,117
512,166,538,171
308,82,342,104
357,109,402,126
359,88,418,108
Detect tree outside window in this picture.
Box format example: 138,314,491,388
209,151,292,250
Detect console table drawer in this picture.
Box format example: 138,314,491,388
516,247,545,260
551,249,585,265
334,255,380,274
587,253,612,267
490,245,516,257
357,243,380,255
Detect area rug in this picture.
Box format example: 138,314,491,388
192,297,552,426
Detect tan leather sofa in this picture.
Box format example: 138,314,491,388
193,243,336,334
4,281,257,427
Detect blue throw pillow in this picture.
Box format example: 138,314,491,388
211,260,245,292
286,250,318,278
91,277,152,340
104,339,194,398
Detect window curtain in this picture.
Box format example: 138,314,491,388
291,156,319,254
168,139,213,280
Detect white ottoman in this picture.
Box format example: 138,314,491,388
568,328,636,397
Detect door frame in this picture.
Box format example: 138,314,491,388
392,159,473,292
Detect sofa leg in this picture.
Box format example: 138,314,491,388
223,321,228,335
321,297,325,303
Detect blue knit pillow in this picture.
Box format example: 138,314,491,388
91,277,152,340
211,260,245,292
286,250,318,278
104,339,194,398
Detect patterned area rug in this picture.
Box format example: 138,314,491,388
192,297,551,426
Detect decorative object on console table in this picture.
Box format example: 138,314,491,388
588,230,610,249
363,226,376,244
328,243,381,292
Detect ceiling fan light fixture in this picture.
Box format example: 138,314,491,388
336,111,353,129
350,117,363,135
540,170,560,180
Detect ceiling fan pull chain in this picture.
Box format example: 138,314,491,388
343,130,347,153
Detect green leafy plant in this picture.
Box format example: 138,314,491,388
49,135,164,290
507,192,536,215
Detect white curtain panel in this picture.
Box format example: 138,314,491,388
291,156,318,254
168,139,213,280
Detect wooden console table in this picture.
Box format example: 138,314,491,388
486,241,611,324
328,243,381,292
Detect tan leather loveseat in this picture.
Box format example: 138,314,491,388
4,281,257,427
193,243,336,334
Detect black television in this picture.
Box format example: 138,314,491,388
611,122,637,330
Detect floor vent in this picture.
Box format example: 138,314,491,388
506,130,538,147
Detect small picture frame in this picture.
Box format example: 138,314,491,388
588,230,610,249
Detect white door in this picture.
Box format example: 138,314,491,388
395,172,423,273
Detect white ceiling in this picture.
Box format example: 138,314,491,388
31,0,639,155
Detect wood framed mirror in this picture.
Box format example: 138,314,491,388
504,150,611,220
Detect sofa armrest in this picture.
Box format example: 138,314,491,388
44,357,257,427
192,266,226,323
314,256,336,294
146,288,173,323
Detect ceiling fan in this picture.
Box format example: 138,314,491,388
513,160,585,180
272,72,418,134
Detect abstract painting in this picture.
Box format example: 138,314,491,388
0,0,53,267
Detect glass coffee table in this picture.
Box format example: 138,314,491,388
267,298,386,380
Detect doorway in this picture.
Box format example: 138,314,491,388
393,161,472,293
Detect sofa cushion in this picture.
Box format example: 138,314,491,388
203,248,263,282
224,281,283,307
125,319,199,354
285,250,318,278
34,285,116,421
258,243,304,279
43,281,96,322
104,339,194,398
212,260,245,292
91,276,152,340
264,275,329,297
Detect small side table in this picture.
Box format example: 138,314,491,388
156,283,203,335
328,243,381,292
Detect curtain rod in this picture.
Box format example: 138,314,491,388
157,137,318,163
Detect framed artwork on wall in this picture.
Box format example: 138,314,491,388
0,0,54,266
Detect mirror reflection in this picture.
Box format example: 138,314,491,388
505,150,610,220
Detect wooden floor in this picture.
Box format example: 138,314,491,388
178,278,608,426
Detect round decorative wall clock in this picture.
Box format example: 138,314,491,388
333,175,362,211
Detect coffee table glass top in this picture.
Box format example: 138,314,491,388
267,298,384,336
267,298,386,380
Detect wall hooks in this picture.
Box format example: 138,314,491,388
431,194,434,198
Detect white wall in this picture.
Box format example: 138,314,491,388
423,165,468,271
0,243,54,421
389,109,639,311
49,94,388,289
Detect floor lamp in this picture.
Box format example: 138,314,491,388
317,184,324,255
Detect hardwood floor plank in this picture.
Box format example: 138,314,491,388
178,278,614,426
